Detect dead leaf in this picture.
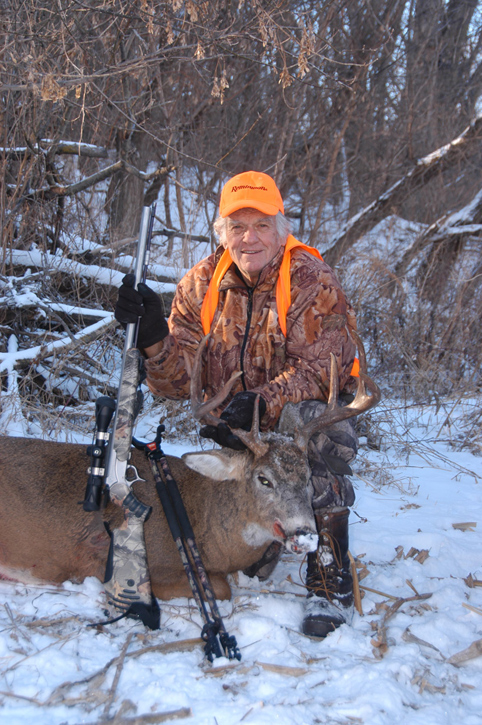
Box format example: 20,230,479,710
414,550,430,564
40,74,67,101
447,638,482,666
353,557,371,581
452,522,477,531
412,675,446,695
402,628,446,659
405,546,419,559
371,623,388,658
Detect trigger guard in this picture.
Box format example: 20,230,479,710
126,464,145,484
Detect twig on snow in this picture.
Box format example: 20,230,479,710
82,708,192,724
102,631,134,719
348,551,363,616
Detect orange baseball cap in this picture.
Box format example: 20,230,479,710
219,170,284,217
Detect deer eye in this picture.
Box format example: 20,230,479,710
258,475,273,488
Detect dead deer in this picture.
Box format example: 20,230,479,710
0,330,380,602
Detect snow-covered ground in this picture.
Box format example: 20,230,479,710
1,397,482,725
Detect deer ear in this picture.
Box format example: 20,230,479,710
182,450,243,481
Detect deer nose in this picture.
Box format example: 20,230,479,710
285,527,318,554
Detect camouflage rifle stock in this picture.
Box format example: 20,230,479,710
102,203,161,628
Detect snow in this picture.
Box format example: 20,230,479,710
1,400,482,725
0,317,114,373
5,249,177,295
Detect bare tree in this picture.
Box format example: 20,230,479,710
1,0,482,428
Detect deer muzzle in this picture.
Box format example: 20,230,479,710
285,528,318,554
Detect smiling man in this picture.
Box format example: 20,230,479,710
115,170,361,638
224,209,281,285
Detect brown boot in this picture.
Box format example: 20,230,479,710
302,507,354,638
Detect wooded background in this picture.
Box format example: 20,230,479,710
1,0,482,436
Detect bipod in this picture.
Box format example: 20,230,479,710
135,425,241,663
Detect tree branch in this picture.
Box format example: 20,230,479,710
19,162,173,201
323,114,482,267
394,187,482,279
0,317,117,374
0,140,109,160
3,249,177,294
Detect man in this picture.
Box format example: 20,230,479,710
115,170,359,638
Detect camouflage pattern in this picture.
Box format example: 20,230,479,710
103,489,155,617
145,245,357,430
292,400,358,510
104,347,155,619
112,347,143,463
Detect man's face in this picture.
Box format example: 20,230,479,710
224,208,282,285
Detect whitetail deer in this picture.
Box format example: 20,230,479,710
0,331,379,601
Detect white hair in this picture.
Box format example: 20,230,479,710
213,210,292,248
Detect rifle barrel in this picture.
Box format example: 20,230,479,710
105,203,156,490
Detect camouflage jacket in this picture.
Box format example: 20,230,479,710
145,244,357,430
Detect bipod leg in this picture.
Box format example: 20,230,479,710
146,454,223,662
142,427,241,662
157,454,240,660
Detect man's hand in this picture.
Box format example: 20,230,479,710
115,274,168,350
199,392,267,450
199,422,248,450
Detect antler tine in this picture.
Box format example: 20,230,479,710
326,352,339,410
350,328,367,371
191,340,268,456
190,334,243,425
349,328,381,411
229,395,269,458
297,332,381,449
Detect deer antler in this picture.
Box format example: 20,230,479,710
227,396,269,458
190,336,269,458
294,329,381,451
190,335,243,425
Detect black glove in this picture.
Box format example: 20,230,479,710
115,274,168,349
199,392,267,450
199,422,248,451
220,391,267,430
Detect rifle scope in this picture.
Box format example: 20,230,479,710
82,396,116,512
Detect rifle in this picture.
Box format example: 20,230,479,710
84,203,160,629
105,203,156,504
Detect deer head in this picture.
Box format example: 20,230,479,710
182,330,380,555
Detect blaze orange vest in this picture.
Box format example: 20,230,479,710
200,235,359,376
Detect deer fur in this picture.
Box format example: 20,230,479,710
0,424,317,600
